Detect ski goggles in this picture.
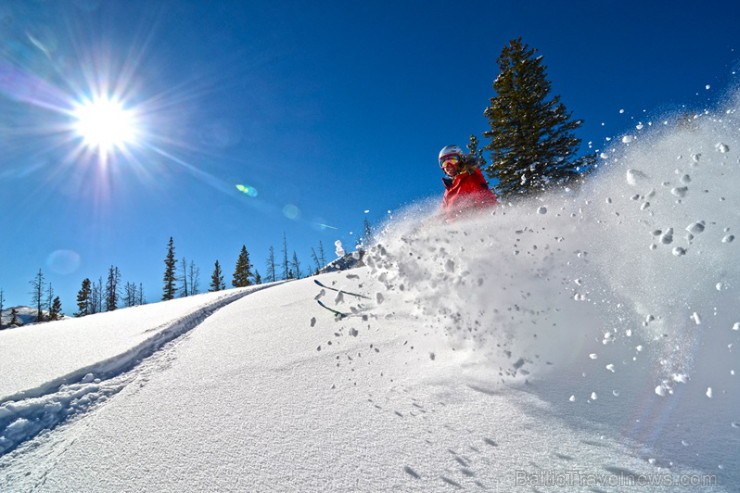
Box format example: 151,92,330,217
439,155,461,168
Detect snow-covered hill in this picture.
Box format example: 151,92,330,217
0,306,54,329
1,99,738,491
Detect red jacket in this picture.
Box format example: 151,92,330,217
442,168,497,218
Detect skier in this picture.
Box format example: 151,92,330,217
438,145,497,220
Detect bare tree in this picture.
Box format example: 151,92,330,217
291,251,302,279
180,257,189,297
46,283,55,319
281,234,290,280
311,247,321,275
124,282,138,307
265,246,277,283
0,288,5,329
188,261,200,295
30,269,45,322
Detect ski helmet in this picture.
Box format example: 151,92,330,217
438,145,463,164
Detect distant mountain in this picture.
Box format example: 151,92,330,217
0,307,62,329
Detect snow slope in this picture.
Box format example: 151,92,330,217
0,272,731,492
0,98,738,492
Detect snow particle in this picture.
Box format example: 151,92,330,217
715,143,730,153
706,387,713,398
691,312,702,325
722,235,735,243
537,206,548,215
686,221,705,234
589,353,598,360
672,247,687,256
569,395,576,402
671,186,689,198
590,392,598,401
622,135,634,144
626,169,647,185
732,322,740,331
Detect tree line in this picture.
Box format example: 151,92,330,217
0,234,334,330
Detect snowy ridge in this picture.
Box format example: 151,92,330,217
0,285,269,456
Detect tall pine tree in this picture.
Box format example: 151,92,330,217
76,278,92,317
49,296,63,320
163,237,177,300
209,260,225,292
106,266,121,311
232,245,253,287
483,38,594,198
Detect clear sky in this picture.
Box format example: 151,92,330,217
0,0,738,310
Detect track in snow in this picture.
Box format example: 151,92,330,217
0,286,270,458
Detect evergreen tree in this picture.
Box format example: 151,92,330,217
105,266,121,311
209,260,225,292
265,246,277,283
360,218,374,249
232,245,253,287
49,296,63,320
138,283,145,305
76,278,92,317
254,270,262,285
163,237,177,300
317,241,327,267
0,288,4,329
467,134,486,166
30,268,45,322
10,307,20,327
483,38,595,198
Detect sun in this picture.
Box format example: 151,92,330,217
72,97,139,154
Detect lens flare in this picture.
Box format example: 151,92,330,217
235,184,258,197
46,249,81,275
282,204,300,220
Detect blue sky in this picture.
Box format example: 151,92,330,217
0,0,738,310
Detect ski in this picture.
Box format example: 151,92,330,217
313,279,370,299
316,299,351,319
